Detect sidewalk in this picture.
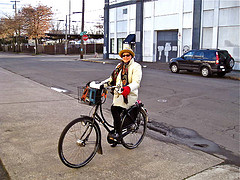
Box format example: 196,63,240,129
0,66,239,179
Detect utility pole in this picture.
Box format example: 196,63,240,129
65,15,68,55
10,0,20,15
69,0,71,34
64,11,81,55
103,0,109,59
10,0,20,52
80,0,85,59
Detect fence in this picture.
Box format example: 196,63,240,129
0,43,103,55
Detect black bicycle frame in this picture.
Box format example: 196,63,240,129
92,102,113,133
89,89,142,139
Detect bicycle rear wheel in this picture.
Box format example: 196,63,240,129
120,108,147,149
58,117,100,168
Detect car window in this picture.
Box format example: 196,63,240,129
204,51,216,60
183,51,194,60
219,51,230,60
194,51,204,59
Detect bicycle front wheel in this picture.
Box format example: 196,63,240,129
58,117,100,168
120,108,147,149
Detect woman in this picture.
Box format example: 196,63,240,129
103,47,142,141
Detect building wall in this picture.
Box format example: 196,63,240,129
201,0,240,70
109,4,136,59
107,0,240,70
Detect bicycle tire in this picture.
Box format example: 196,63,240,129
58,117,100,168
120,107,147,149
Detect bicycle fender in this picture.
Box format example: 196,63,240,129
96,123,103,155
80,115,103,155
140,107,149,122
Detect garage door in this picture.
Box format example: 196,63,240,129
157,30,178,62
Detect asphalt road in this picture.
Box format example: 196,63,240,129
0,53,239,166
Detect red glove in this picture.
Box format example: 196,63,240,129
122,86,130,98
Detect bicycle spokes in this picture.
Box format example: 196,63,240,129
120,109,147,149
58,117,100,168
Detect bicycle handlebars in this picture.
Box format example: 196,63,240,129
89,81,123,95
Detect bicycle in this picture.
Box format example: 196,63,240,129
58,82,148,168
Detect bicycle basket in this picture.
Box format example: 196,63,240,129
78,86,102,105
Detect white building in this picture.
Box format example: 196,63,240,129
103,0,240,70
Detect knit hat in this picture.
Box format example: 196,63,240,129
119,47,135,58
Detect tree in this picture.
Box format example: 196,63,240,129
0,10,26,52
0,16,17,51
20,4,53,54
0,17,13,40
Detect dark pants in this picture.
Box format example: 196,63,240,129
111,105,125,134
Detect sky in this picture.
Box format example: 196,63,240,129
0,0,104,32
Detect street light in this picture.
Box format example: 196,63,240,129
72,20,81,34
69,11,82,34
64,11,82,55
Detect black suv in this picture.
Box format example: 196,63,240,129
169,49,235,77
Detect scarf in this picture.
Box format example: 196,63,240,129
111,61,129,87
110,61,129,103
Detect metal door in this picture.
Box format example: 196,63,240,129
156,31,178,62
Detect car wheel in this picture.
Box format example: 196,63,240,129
201,67,212,77
229,58,235,68
217,72,226,77
170,64,179,73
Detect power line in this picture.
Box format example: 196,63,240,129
0,3,12,5
85,8,103,13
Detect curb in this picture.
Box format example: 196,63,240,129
0,158,10,180
80,59,112,64
225,75,240,81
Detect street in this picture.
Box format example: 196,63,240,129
0,53,239,162
0,53,239,179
